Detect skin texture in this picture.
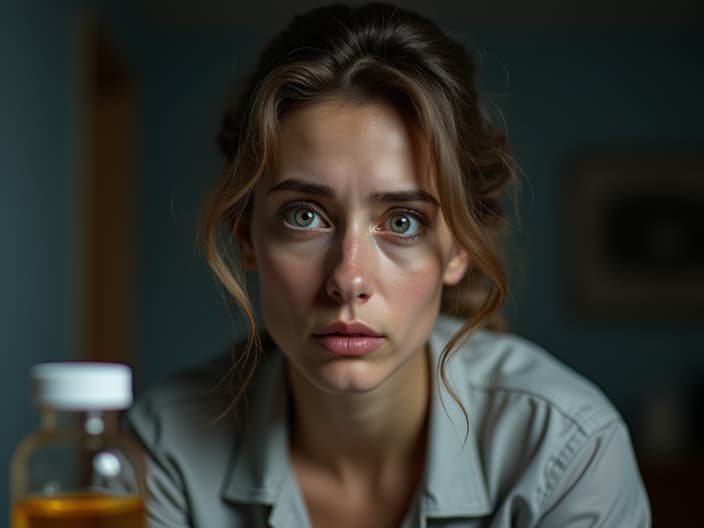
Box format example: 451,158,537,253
237,99,469,526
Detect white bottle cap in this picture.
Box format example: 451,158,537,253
32,362,133,410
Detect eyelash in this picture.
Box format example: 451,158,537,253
276,201,432,240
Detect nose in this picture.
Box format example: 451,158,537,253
326,229,374,304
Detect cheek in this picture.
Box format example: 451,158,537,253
380,251,446,316
255,244,325,307
380,241,447,293
382,262,444,354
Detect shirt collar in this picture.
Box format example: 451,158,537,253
422,320,492,517
221,350,292,506
220,317,492,519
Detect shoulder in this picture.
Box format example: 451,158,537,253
433,314,620,437
123,353,242,523
126,353,237,450
127,337,282,451
124,341,288,525
432,316,651,522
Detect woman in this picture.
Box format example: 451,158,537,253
127,3,651,526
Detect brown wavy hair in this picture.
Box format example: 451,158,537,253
203,3,516,413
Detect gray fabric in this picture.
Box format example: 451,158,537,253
126,315,651,527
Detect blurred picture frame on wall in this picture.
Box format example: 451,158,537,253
561,145,704,320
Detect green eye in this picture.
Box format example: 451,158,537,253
387,213,420,236
281,205,325,230
293,208,316,227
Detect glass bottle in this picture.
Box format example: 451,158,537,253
10,362,146,528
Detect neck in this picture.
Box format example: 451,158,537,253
287,347,430,479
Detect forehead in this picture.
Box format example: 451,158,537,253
269,99,435,194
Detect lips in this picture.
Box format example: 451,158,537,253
312,321,384,356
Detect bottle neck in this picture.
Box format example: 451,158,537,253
40,408,121,435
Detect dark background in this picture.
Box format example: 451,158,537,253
2,0,702,524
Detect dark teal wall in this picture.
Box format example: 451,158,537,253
1,0,81,521
472,31,704,422
132,33,261,388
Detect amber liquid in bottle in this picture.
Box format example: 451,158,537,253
13,492,145,528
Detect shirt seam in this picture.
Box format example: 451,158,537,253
466,382,619,435
537,419,625,513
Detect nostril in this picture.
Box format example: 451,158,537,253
327,286,346,302
326,281,372,304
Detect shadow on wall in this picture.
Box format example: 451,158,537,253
561,145,704,323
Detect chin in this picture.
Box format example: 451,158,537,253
306,361,388,394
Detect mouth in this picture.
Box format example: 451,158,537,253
312,321,384,356
313,321,382,337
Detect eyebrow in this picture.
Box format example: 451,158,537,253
370,190,439,205
267,178,334,197
267,178,439,205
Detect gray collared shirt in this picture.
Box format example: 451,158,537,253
127,315,651,527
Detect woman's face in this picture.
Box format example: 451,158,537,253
238,99,468,394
